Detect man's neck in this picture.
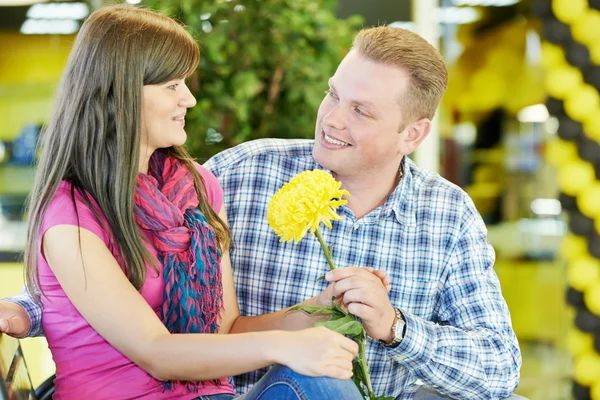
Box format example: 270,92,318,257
335,166,402,220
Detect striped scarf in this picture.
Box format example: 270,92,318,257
133,151,223,393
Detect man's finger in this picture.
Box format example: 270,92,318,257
384,277,392,293
333,275,385,298
0,317,27,337
371,269,387,278
346,302,373,320
327,269,381,286
342,288,369,306
325,267,364,282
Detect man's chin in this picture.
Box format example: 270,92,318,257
312,143,325,164
312,147,335,172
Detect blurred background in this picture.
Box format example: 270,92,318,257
0,0,593,398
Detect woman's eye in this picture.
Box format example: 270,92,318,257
167,84,178,90
354,107,365,116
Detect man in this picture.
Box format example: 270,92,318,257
0,26,521,399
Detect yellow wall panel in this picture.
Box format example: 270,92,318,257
0,33,74,140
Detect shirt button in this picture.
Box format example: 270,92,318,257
353,222,360,230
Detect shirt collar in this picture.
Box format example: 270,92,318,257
382,157,416,226
316,157,416,226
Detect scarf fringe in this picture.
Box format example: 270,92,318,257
135,153,226,394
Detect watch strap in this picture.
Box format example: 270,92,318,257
381,307,404,348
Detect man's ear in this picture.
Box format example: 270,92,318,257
401,118,431,154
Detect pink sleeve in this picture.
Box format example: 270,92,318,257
194,162,224,213
40,183,110,246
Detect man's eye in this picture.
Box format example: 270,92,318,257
325,90,338,99
354,107,365,116
167,84,178,90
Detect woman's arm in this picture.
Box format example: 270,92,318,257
43,224,357,381
215,207,328,334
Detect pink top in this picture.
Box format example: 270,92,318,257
39,164,235,400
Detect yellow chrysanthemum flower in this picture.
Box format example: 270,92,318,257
268,169,349,244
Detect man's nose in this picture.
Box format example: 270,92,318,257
322,104,345,131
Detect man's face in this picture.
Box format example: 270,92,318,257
312,50,411,182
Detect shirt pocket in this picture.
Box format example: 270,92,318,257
388,278,441,321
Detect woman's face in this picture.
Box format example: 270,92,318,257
140,78,196,154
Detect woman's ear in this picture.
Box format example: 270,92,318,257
401,118,431,155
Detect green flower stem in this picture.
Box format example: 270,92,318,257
358,335,375,400
314,227,336,270
313,227,378,399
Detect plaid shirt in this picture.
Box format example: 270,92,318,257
206,139,520,400
12,138,521,399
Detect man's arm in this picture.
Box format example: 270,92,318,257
328,198,521,400
385,200,520,400
0,286,42,338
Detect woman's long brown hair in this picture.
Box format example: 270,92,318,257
25,5,230,301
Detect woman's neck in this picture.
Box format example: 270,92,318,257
138,146,155,174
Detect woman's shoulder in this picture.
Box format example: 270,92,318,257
47,181,99,214
192,162,223,213
42,181,110,242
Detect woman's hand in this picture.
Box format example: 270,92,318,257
272,326,359,380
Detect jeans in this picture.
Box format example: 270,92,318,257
414,386,528,400
197,371,529,400
197,364,362,400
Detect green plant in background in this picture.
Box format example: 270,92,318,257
143,0,363,160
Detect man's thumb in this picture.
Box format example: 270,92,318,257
0,318,10,333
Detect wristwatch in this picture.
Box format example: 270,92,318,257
380,307,405,348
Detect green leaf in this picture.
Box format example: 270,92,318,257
327,301,350,320
374,396,395,400
332,300,347,316
287,304,334,315
315,315,364,337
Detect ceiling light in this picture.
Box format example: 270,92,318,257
530,199,562,216
27,2,89,20
436,7,481,24
452,0,519,5
20,18,79,34
517,104,549,123
0,0,46,6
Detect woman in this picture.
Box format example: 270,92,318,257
24,5,362,399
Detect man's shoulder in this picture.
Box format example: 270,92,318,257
405,158,469,210
407,159,464,195
204,138,314,175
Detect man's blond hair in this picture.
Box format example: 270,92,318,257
353,26,448,125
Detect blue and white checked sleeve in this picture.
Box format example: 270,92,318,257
388,196,521,400
3,285,44,338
